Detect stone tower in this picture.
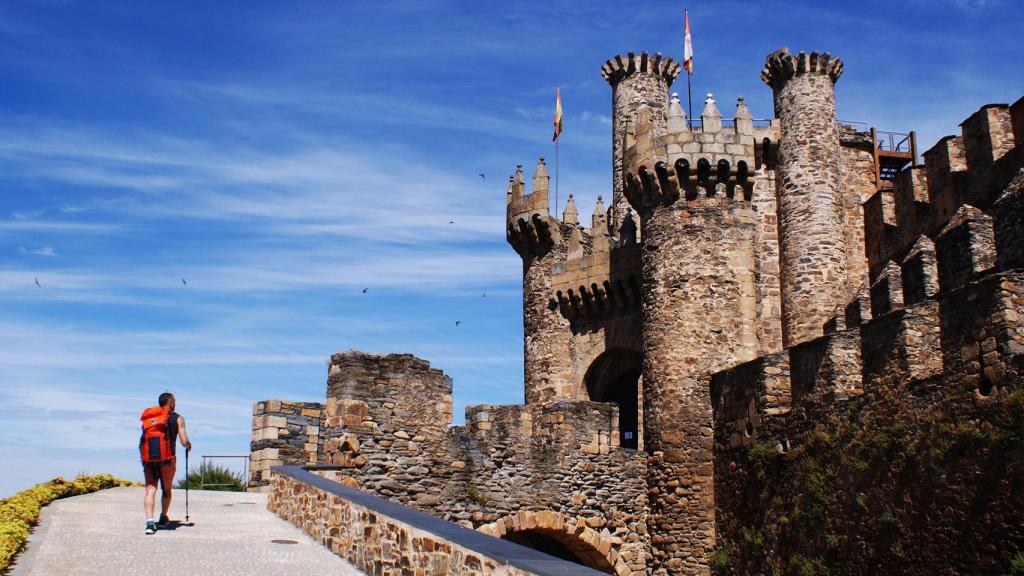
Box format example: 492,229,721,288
762,49,848,347
602,52,681,238
506,159,575,405
623,104,760,574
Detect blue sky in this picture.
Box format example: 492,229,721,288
1,0,1021,496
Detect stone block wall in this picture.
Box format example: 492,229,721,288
268,467,609,576
319,351,453,500
249,399,322,490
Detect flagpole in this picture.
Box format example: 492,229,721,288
687,72,693,129
555,137,560,214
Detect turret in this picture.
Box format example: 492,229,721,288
602,51,681,239
506,158,574,405
623,108,759,574
761,48,848,347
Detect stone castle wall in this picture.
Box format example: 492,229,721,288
249,400,322,491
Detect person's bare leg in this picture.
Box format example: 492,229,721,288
161,490,172,516
144,485,157,519
160,462,175,519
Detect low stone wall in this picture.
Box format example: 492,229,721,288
249,400,323,490
269,466,609,576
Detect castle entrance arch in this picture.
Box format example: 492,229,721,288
583,348,642,449
478,512,619,574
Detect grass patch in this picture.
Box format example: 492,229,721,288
176,461,245,492
0,474,136,571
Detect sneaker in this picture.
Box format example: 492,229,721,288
145,521,157,535
157,514,170,528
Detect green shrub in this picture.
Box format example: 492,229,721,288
0,474,136,571
1010,551,1024,576
175,461,245,492
710,545,733,576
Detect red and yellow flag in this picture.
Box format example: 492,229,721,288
683,10,693,75
552,87,563,142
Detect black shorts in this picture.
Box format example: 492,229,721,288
143,460,176,492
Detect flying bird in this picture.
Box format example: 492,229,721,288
482,292,486,298
478,173,485,180
455,321,462,327
182,278,187,286
362,288,369,293
448,220,455,224
34,277,40,288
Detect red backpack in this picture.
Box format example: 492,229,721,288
140,406,173,463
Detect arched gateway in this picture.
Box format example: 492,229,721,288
477,511,624,575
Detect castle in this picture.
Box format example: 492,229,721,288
251,47,1024,576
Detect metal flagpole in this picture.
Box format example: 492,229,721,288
687,73,693,129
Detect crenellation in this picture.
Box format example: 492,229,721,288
901,235,940,305
870,260,905,317
961,103,1016,205
934,204,996,292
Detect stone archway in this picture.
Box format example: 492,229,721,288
583,348,643,449
477,511,628,575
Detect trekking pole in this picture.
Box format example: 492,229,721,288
184,448,190,524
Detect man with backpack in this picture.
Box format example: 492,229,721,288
140,392,191,535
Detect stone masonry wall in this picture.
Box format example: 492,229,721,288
319,351,453,502
763,49,849,347
308,351,650,575
249,400,322,491
711,271,1024,575
269,470,541,576
839,128,878,295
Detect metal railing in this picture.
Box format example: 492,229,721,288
684,118,774,129
875,130,914,153
200,454,250,491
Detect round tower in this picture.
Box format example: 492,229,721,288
506,159,575,405
761,48,848,347
623,122,759,574
602,52,680,239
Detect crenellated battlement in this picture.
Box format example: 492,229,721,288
600,51,680,87
865,98,1023,280
619,94,776,213
506,159,562,257
760,48,844,90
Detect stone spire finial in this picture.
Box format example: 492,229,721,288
668,92,688,133
734,95,753,135
510,167,524,201
532,157,549,195
620,207,638,245
702,92,722,133
562,194,578,225
592,195,607,229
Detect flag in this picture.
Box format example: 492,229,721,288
683,10,693,75
552,87,563,142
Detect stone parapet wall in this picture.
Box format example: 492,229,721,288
249,399,322,490
269,466,609,576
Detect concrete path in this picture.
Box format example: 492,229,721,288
9,487,364,576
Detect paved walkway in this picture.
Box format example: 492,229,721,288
9,487,364,575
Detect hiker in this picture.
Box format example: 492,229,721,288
140,392,191,535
